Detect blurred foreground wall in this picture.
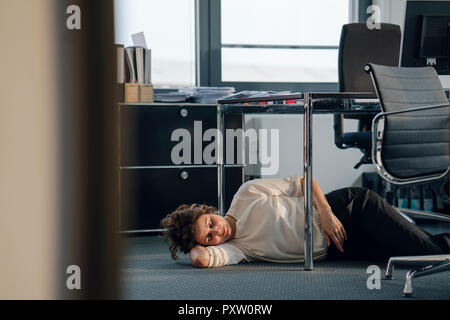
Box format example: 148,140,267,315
0,0,59,299
0,0,119,299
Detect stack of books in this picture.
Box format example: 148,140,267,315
123,46,152,85
154,92,190,103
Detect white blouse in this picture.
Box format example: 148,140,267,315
205,174,328,267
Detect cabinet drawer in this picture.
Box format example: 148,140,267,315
120,167,243,231
120,105,242,167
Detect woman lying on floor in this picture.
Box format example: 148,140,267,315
160,174,450,268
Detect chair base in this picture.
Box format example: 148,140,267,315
385,254,450,279
384,255,450,297
403,259,450,297
397,208,450,223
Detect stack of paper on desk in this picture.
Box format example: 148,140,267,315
178,87,235,104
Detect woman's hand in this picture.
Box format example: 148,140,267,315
318,207,347,252
189,245,210,268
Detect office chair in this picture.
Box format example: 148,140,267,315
334,23,401,169
365,63,450,297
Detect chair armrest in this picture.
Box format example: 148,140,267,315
371,103,450,144
373,102,450,118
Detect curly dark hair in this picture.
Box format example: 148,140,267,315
160,204,218,260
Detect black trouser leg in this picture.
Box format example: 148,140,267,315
324,187,450,261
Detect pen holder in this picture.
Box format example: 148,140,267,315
139,83,154,103
124,83,140,103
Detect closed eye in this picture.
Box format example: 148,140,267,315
203,217,215,244
206,219,213,242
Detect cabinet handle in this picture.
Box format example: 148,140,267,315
180,171,189,180
179,108,188,118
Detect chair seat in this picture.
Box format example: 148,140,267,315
342,131,372,148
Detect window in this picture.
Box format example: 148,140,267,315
221,0,349,83
205,0,352,91
114,0,196,88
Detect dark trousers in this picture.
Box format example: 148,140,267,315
324,187,450,262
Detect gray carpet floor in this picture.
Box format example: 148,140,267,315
120,225,450,300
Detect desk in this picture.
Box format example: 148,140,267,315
217,92,379,270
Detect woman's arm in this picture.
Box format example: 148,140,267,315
300,176,331,212
189,245,210,268
190,243,246,268
300,177,347,252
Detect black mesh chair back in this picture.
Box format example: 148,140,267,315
334,23,402,168
339,23,401,92
366,63,450,179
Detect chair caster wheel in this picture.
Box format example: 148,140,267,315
403,292,412,298
385,275,393,280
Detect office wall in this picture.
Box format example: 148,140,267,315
372,0,406,25
245,115,373,194
0,0,59,299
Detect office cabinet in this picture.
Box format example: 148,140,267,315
119,103,244,232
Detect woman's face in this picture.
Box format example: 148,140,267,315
193,213,232,246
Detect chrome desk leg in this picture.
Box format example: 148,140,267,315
217,104,225,215
304,93,313,270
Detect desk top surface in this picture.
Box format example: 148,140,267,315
219,94,381,115
218,92,378,105
218,90,450,114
